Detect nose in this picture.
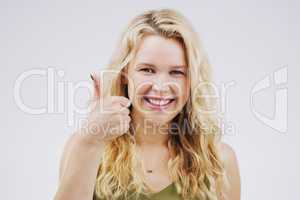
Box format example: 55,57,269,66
151,74,172,95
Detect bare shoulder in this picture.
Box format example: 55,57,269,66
219,142,238,165
219,142,241,200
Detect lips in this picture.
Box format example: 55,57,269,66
143,96,176,109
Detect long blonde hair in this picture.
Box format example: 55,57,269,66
94,9,227,200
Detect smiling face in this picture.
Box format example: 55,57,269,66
125,34,190,125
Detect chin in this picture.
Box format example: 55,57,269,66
149,115,171,122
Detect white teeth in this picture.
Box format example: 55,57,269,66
147,98,172,106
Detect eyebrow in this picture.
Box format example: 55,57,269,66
137,62,187,69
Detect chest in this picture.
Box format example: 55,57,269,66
138,147,173,193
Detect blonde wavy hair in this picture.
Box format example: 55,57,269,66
94,8,227,200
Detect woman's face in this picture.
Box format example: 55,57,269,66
125,35,190,125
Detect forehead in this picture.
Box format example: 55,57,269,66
133,35,187,68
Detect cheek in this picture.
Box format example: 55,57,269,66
126,77,148,102
175,78,189,93
178,79,190,104
183,80,190,96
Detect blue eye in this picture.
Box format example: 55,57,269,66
171,70,185,75
140,68,154,73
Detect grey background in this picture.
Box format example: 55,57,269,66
1,0,299,199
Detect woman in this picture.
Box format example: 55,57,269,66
54,9,240,200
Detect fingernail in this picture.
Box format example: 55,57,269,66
127,100,132,107
90,74,94,81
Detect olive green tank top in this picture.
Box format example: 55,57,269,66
94,183,181,200
93,176,210,200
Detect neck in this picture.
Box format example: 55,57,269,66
131,114,170,147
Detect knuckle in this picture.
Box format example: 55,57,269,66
125,115,131,122
121,108,130,115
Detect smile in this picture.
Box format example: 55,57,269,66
143,96,176,110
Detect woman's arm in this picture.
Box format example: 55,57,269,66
53,73,131,200
220,142,241,200
54,132,105,200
